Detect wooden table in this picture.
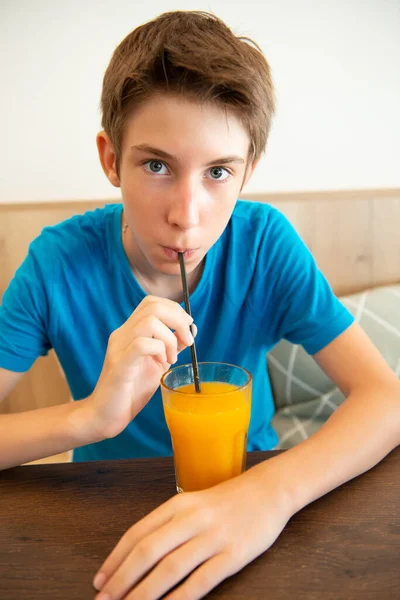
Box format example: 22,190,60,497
1,449,399,599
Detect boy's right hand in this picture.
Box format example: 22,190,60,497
83,296,195,440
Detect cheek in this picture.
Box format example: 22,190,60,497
121,171,166,207
204,183,237,215
200,192,236,238
120,175,148,213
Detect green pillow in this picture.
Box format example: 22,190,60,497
269,284,400,448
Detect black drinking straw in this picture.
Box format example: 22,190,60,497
178,252,201,393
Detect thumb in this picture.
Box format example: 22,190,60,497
175,322,197,353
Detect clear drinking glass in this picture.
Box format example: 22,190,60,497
161,362,252,493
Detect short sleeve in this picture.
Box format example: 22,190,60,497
264,208,354,354
0,235,52,372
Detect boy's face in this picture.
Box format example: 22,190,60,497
98,94,256,277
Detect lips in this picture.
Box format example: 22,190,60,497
162,246,197,260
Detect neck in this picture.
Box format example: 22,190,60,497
121,218,203,301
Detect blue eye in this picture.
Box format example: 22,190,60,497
207,167,230,181
143,160,168,174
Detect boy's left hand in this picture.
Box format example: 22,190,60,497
93,464,292,600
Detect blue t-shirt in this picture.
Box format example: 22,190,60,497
0,200,353,461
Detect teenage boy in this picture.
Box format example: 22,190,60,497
1,11,399,600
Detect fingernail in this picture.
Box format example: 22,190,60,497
93,572,106,591
191,323,198,337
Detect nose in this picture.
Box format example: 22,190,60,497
166,178,200,230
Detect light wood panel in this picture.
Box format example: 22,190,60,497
371,196,400,286
261,190,400,296
1,190,400,443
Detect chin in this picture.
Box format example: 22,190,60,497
156,261,183,276
150,251,205,276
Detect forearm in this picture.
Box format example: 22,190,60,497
0,399,102,471
254,383,400,516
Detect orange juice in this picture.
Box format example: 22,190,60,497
163,381,252,492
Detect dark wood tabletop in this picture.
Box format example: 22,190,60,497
0,448,399,600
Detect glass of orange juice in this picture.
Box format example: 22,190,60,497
160,362,252,493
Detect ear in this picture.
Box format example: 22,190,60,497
240,157,261,192
96,131,121,187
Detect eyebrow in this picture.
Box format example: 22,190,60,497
130,144,245,166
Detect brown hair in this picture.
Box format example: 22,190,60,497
100,11,275,177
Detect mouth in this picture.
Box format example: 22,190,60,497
161,246,198,260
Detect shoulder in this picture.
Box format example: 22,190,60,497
226,199,297,257
220,199,315,294
18,203,122,287
230,200,293,237
230,199,273,228
213,200,295,290
29,203,121,265
37,203,120,248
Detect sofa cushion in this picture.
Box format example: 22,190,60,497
269,284,400,448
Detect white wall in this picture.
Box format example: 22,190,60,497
1,0,399,203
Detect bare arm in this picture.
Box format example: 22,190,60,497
0,367,23,403
0,367,101,470
91,323,400,600
255,322,400,512
0,296,194,471
0,400,102,471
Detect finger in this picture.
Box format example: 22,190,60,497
175,322,196,353
126,534,214,600
95,515,198,600
134,315,179,364
130,296,193,328
133,301,194,347
164,552,237,600
93,501,174,592
127,296,161,322
125,337,168,368
176,332,187,354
